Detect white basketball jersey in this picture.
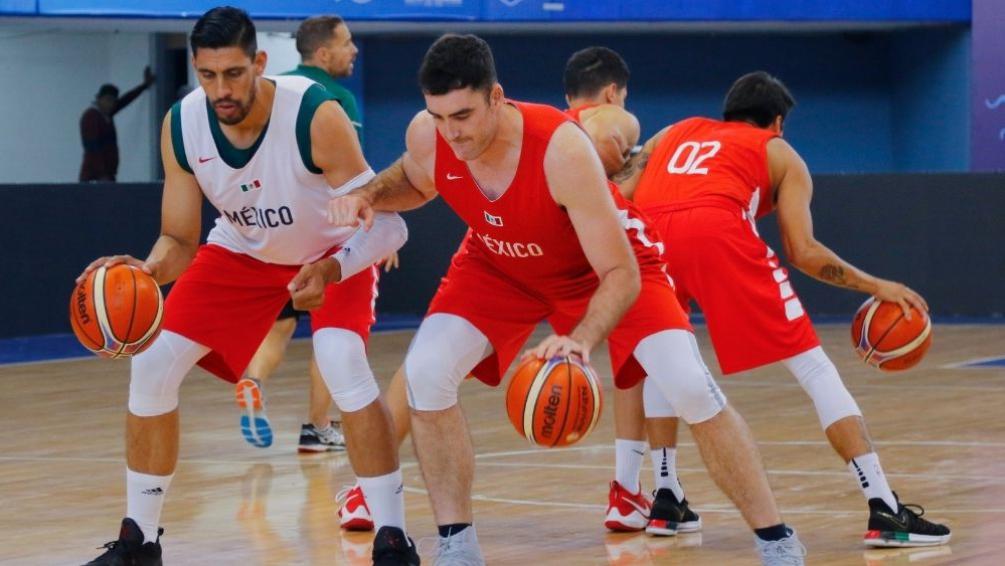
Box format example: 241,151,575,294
175,75,360,265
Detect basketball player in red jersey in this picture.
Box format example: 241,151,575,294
617,71,950,549
563,46,700,536
74,8,418,565
329,35,805,565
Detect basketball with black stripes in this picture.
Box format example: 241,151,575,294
69,264,164,359
851,297,932,371
505,355,602,447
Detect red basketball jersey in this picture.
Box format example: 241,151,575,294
434,100,664,298
563,103,600,124
633,117,778,220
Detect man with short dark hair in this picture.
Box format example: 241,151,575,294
329,35,804,566
78,7,417,565
79,67,156,182
618,70,951,549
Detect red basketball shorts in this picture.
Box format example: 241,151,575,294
645,203,819,374
162,244,377,383
426,251,691,389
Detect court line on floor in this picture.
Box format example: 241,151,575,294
472,461,1005,482
723,380,1005,392
401,486,1005,515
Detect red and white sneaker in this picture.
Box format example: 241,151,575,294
336,484,374,531
604,480,652,531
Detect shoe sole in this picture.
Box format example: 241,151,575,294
236,380,272,448
863,531,951,548
341,517,375,531
297,444,346,454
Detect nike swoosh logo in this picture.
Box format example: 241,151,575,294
198,156,216,163
631,449,646,456
877,510,909,530
446,173,463,180
623,497,649,516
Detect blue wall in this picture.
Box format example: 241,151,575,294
360,28,970,174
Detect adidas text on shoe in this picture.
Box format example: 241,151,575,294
236,378,273,448
864,495,951,548
84,518,163,566
605,480,651,532
336,484,374,531
646,488,702,536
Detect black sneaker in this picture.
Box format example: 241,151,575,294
372,525,420,565
297,420,346,453
84,518,163,565
865,493,951,547
646,488,702,536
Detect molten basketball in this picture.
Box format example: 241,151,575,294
851,297,932,371
70,264,164,359
505,355,602,447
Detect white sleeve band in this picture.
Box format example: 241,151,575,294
329,167,376,197
331,212,408,280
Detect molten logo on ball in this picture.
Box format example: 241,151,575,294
505,355,603,448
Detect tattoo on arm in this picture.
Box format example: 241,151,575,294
612,150,650,183
818,264,861,290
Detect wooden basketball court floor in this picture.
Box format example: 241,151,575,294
1,323,1003,565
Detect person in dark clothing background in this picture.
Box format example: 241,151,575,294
79,66,156,182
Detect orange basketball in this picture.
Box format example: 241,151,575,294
505,355,603,447
851,297,932,371
70,264,164,359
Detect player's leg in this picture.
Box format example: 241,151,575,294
298,355,346,453
781,346,950,547
404,313,496,565
87,245,291,565
605,383,652,531
310,266,419,564
641,379,701,536
634,329,805,563
236,308,297,448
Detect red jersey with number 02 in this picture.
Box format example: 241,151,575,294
434,100,665,299
633,117,778,220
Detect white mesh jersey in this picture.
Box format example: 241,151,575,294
173,75,366,265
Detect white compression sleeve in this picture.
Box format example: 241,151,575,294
332,212,408,280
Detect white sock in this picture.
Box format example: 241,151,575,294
358,469,406,532
849,452,898,511
614,439,646,493
126,468,173,543
650,447,685,502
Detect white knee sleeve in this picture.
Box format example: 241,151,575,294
404,314,492,411
129,331,209,417
643,377,677,418
634,330,727,425
783,346,861,429
313,328,380,413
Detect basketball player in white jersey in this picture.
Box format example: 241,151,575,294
76,8,418,565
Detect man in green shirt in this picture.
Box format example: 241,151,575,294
283,15,363,141
235,15,376,455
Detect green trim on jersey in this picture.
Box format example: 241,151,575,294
295,83,337,174
282,64,363,143
170,102,192,174
205,98,269,169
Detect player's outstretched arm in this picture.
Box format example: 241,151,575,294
771,138,928,318
77,112,203,285
537,122,641,361
581,106,640,178
327,111,439,229
611,125,670,199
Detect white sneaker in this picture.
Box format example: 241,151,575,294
436,526,485,566
335,484,374,531
755,529,806,566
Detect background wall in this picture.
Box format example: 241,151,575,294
3,173,1001,339
0,30,155,183
361,28,971,174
